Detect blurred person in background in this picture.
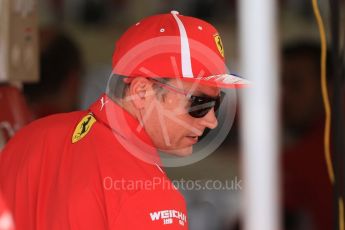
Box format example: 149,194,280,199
23,28,83,118
281,41,333,230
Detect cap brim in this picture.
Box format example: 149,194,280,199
180,74,251,89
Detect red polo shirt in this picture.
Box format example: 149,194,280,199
0,94,188,230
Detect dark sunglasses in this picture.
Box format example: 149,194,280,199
150,79,224,118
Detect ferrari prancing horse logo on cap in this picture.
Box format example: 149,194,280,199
214,34,224,57
72,113,96,143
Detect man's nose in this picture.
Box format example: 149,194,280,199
198,108,218,129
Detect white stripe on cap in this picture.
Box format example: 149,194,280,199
171,11,193,78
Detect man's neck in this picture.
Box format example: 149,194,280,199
110,96,139,122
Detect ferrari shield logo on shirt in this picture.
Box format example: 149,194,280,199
214,34,224,57
150,209,187,226
72,114,96,143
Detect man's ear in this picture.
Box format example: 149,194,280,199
128,77,152,109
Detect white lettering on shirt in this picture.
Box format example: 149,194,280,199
150,209,187,226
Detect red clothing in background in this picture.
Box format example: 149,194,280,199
283,121,333,230
0,193,15,230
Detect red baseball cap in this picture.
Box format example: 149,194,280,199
112,11,250,88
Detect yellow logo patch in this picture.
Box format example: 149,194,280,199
214,34,224,57
72,114,96,143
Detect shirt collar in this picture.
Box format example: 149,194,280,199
89,94,161,165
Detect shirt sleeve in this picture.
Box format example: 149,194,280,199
110,189,189,230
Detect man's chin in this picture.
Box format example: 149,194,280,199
159,146,193,157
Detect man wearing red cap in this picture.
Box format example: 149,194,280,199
0,11,248,229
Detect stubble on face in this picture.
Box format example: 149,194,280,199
142,79,220,156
